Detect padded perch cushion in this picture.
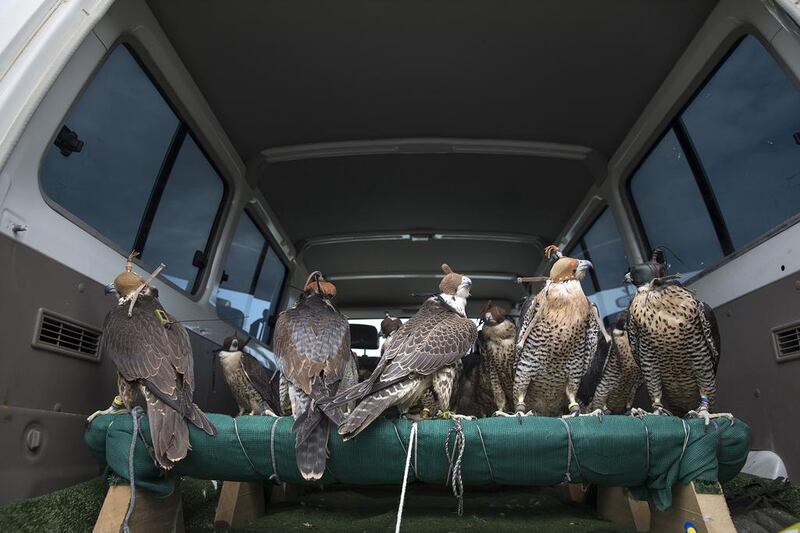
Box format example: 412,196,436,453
84,414,750,511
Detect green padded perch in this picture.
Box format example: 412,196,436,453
85,413,750,511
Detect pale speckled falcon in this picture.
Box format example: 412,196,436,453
625,252,732,425
476,301,516,416
218,336,281,417
273,272,351,480
588,313,642,415
510,245,600,418
330,264,478,440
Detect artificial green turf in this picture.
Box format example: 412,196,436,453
4,474,797,532
722,472,800,516
229,486,625,533
0,476,106,533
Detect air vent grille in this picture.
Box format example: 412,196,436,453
774,323,800,363
32,309,102,362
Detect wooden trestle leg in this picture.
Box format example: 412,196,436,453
93,484,184,533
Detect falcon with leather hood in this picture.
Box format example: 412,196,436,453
625,250,732,425
476,301,516,416
92,252,216,470
273,272,351,480
512,245,600,417
588,312,642,415
331,264,477,440
218,336,281,416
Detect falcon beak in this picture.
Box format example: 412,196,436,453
104,283,117,295
623,271,633,284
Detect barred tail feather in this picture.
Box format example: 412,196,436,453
338,380,415,441
292,392,330,480
295,416,330,481
186,402,216,435
142,388,189,470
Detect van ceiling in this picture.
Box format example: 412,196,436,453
147,0,717,314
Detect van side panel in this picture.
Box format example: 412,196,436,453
714,271,800,478
0,233,238,504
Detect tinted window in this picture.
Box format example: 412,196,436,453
41,46,178,250
142,135,225,291
215,212,287,344
630,36,800,276
681,36,800,248
40,45,226,294
630,129,723,276
568,209,630,318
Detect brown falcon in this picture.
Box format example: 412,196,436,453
625,252,732,425
512,245,599,417
476,301,516,416
588,313,642,415
380,312,403,355
218,336,281,416
331,264,478,439
92,252,216,470
273,272,351,480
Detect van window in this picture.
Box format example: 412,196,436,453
215,212,287,345
681,36,800,249
141,134,225,292
41,45,178,250
630,129,723,276
630,36,800,276
40,45,226,293
567,208,629,318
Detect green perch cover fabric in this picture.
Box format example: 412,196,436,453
84,413,750,511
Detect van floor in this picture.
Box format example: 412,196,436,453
0,474,798,532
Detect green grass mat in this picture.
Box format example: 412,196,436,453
5,473,797,532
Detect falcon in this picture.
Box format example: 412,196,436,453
512,245,599,417
476,301,516,416
331,264,478,440
383,312,463,417
379,312,403,355
625,252,732,425
218,336,281,416
588,312,642,415
92,252,216,470
273,272,351,480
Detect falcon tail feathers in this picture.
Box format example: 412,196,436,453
142,388,189,470
296,417,330,481
186,402,217,436
142,379,216,435
337,382,412,441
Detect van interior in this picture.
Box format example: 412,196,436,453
1,0,799,525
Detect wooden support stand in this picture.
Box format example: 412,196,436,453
563,483,588,504
598,486,651,532
598,482,735,533
93,484,184,533
650,482,736,533
214,481,266,529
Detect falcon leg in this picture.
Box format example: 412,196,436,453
579,408,605,418
639,355,669,415
685,394,733,427
86,396,128,423
560,385,582,418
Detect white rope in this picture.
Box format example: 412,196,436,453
444,419,466,516
395,422,418,533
